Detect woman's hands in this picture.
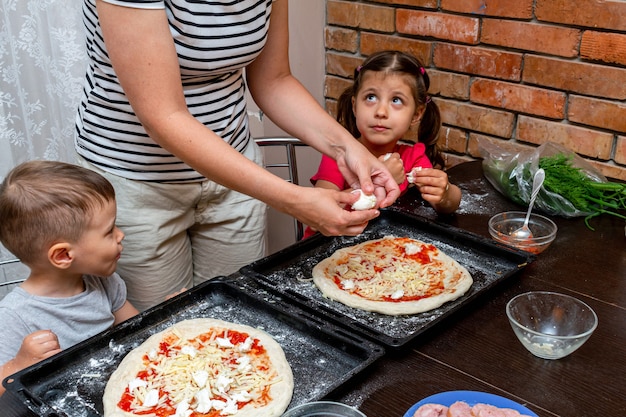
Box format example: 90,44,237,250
333,145,401,208
288,187,381,236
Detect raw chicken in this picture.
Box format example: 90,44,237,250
412,403,448,417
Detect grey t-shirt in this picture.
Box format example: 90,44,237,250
0,274,127,365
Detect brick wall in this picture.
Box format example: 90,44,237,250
324,0,626,181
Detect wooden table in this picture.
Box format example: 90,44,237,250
333,161,626,417
1,161,624,416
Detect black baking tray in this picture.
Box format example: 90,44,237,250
239,209,535,348
3,278,384,417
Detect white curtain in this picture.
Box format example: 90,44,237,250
0,0,86,262
0,0,86,177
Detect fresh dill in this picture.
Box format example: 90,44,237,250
539,154,626,229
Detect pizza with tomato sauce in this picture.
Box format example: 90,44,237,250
103,318,293,417
312,236,473,315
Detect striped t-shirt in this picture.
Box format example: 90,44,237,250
76,0,273,182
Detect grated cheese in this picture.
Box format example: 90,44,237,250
327,236,449,302
121,328,278,416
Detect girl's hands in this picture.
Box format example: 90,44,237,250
408,167,461,213
379,152,406,185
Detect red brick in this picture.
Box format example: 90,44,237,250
580,31,626,66
523,55,626,100
568,95,626,133
397,10,479,44
327,1,359,27
371,0,437,8
481,19,580,58
516,116,613,159
441,0,533,19
470,79,566,119
326,53,362,79
434,43,522,81
325,27,358,53
324,75,352,101
536,0,626,31
436,98,515,138
327,1,395,32
429,70,470,100
615,136,626,166
588,160,626,182
438,126,468,154
360,33,432,65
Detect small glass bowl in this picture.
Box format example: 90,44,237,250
281,401,367,417
506,291,598,360
488,211,557,254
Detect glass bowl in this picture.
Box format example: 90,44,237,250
488,211,557,254
506,291,598,360
281,401,367,417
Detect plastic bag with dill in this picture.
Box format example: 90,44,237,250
478,141,626,229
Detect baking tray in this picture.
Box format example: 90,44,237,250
240,209,535,348
3,278,384,417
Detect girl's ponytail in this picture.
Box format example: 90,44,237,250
336,86,359,138
418,99,445,169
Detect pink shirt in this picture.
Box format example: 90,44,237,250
304,142,432,239
310,141,432,194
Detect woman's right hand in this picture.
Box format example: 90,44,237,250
289,186,380,236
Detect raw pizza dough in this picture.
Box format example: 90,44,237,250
312,236,473,315
103,318,293,417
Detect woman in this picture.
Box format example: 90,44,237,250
75,0,400,310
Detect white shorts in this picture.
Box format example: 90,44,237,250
77,142,267,311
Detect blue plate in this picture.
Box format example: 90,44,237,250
403,391,538,417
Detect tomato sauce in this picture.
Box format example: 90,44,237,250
329,238,443,302
118,327,272,416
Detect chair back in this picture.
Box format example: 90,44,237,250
254,137,309,241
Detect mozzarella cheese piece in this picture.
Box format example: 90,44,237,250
351,189,377,210
407,166,422,184
123,328,279,416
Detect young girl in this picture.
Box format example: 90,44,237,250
305,50,461,238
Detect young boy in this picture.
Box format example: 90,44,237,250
0,160,139,395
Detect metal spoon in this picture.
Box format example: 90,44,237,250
511,168,545,239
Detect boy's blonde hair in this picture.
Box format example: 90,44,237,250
0,160,115,264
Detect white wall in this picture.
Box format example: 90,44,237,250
250,1,325,254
